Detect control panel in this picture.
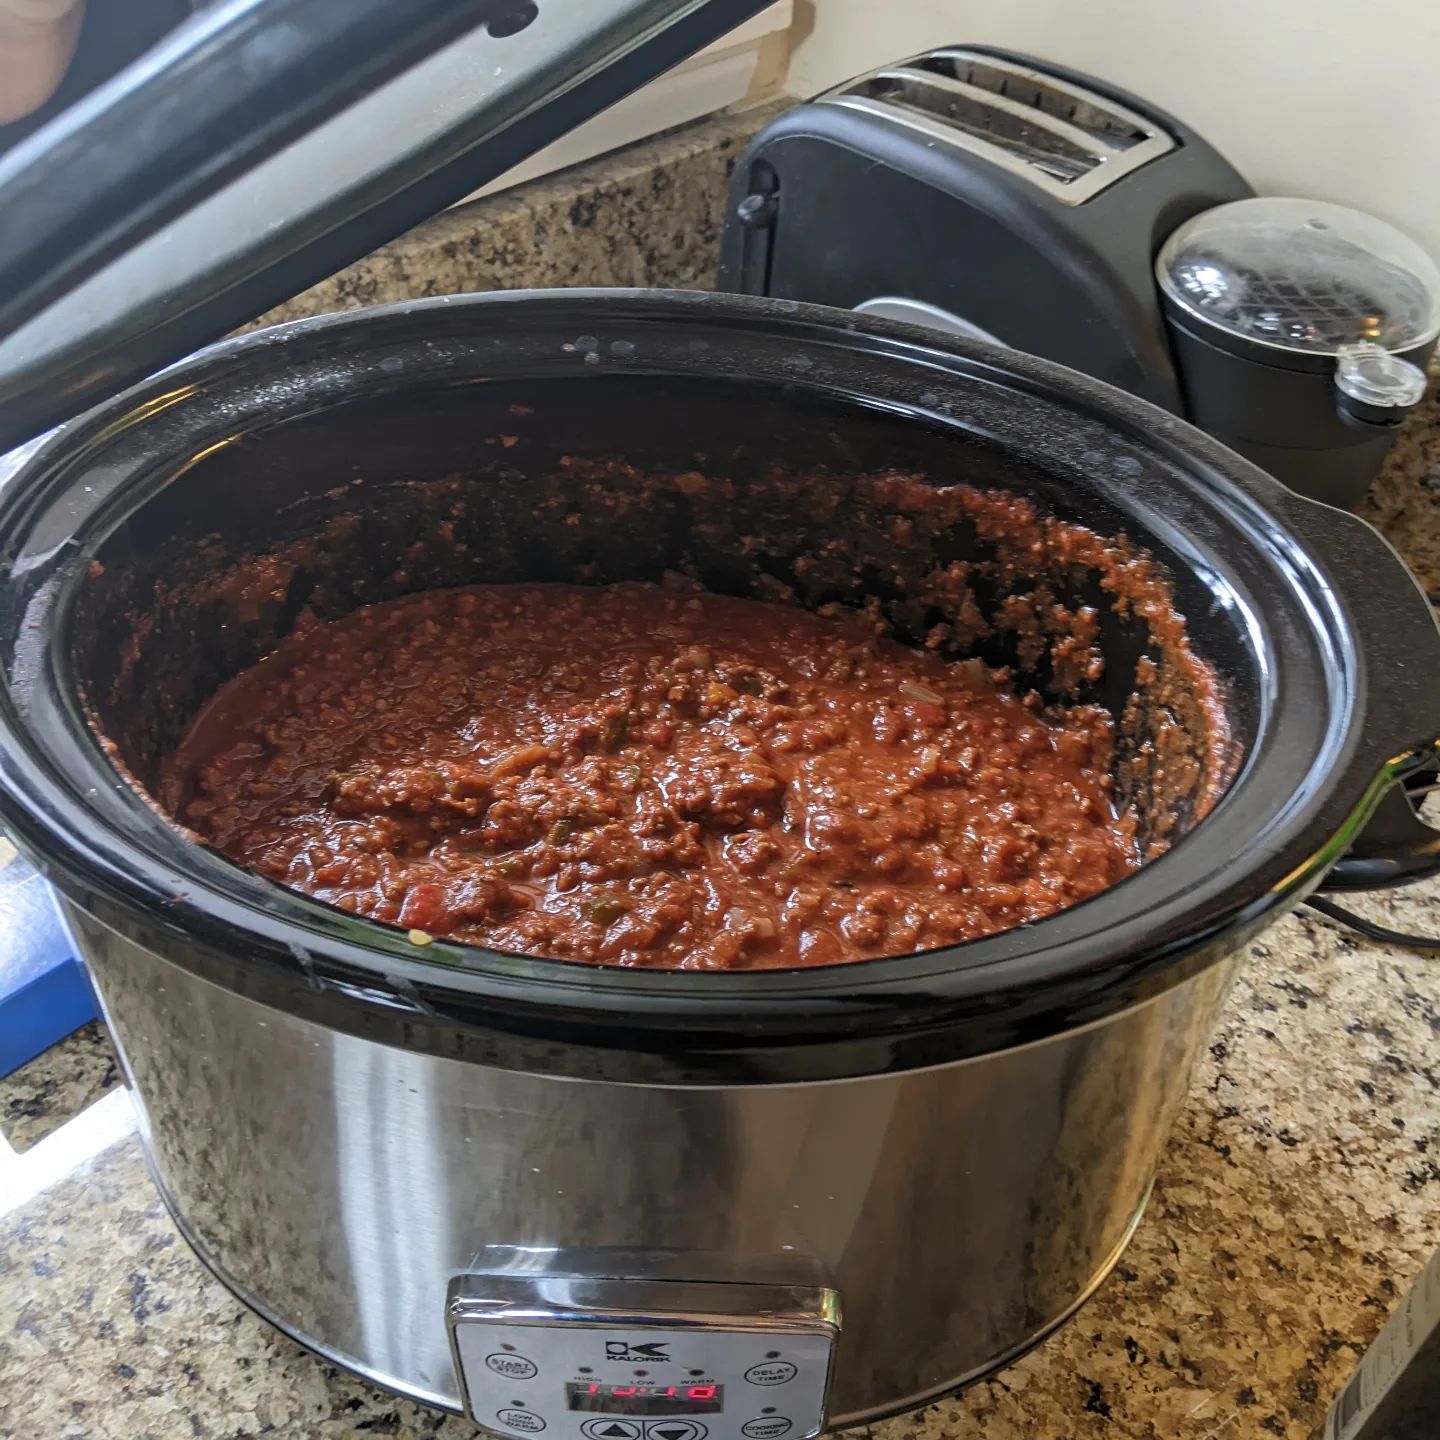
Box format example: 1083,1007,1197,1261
447,1275,840,1440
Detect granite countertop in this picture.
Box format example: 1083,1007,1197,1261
4,107,1440,1440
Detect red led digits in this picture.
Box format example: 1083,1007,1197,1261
566,1381,725,1414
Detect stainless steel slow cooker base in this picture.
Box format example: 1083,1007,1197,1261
148,1154,1152,1428
73,902,1234,1429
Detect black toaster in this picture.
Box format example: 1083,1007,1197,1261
718,45,1254,414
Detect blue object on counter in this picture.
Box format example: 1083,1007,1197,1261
0,841,96,1077
0,428,98,1077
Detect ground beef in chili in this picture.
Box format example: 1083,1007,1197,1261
161,582,1139,969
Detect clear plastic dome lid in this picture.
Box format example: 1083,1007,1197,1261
1156,197,1440,356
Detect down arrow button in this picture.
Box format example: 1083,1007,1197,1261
642,1423,707,1440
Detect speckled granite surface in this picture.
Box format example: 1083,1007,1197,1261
0,1021,115,1153
4,110,1440,1440
1361,370,1440,593
246,103,781,331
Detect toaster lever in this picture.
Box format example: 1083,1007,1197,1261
731,160,780,296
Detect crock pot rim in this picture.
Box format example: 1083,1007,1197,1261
0,289,1431,1082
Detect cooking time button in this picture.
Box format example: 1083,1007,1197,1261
743,1361,797,1387
741,1420,792,1439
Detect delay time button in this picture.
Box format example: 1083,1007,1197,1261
743,1361,797,1387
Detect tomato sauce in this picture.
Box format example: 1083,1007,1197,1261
162,581,1139,970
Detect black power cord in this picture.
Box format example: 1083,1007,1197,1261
1304,745,1440,951
1304,895,1440,952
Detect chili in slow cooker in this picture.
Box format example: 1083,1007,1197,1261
162,580,1139,970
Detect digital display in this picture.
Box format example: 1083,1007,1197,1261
566,1384,724,1416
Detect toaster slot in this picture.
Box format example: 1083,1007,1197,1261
853,69,1099,184
915,51,1153,152
816,49,1175,204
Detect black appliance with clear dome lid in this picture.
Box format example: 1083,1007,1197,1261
1157,197,1440,509
719,51,1440,511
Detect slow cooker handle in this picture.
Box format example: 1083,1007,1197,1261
1268,489,1440,892
1320,782,1440,891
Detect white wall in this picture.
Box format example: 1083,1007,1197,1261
474,5,793,200
787,0,1440,263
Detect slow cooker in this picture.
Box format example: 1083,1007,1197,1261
3,6,1440,1436
3,288,1440,1431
